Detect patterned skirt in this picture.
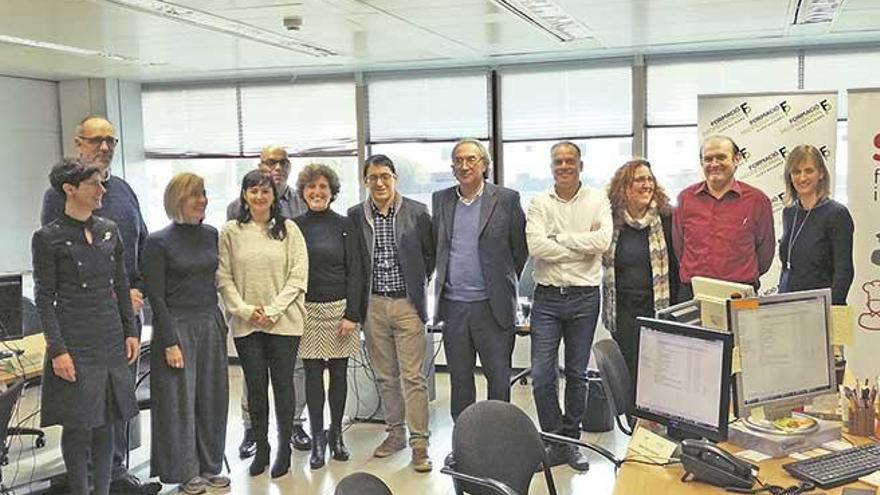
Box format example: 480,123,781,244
299,299,360,359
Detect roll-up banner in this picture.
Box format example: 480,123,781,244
697,91,839,294
845,88,880,378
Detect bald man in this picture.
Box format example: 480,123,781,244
226,146,311,458
40,115,159,494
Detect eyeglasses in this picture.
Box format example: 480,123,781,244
260,158,290,169
452,155,483,168
77,135,118,148
365,173,395,185
632,176,656,184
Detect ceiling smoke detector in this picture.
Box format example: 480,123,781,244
283,16,303,31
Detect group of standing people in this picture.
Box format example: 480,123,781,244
30,113,855,494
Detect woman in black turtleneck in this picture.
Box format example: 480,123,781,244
32,158,139,495
143,173,230,495
779,144,854,305
293,164,364,470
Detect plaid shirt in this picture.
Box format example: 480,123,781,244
371,202,407,295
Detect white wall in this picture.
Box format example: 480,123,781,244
0,75,62,273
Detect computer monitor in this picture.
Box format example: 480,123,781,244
692,276,756,331
0,274,22,341
729,289,835,435
633,317,734,442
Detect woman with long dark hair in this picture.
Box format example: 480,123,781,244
217,169,308,478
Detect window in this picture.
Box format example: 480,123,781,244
804,50,880,119
646,127,701,200
142,85,239,155
501,64,632,140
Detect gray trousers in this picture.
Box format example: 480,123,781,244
150,309,229,484
240,356,306,429
62,422,116,495
441,299,515,421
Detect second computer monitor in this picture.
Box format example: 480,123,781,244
633,317,733,442
729,288,836,429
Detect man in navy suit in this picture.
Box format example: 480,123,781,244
432,139,528,424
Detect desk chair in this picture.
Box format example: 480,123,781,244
5,298,47,449
592,339,635,435
0,379,25,490
334,472,393,495
510,257,535,387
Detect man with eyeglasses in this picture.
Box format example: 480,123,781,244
347,154,435,473
526,141,612,473
225,145,313,458
672,135,774,301
432,139,527,431
41,115,159,495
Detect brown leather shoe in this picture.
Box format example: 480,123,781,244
411,445,433,473
372,432,406,458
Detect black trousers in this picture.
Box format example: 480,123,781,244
234,332,300,443
303,358,348,435
62,422,116,495
441,299,515,421
613,290,654,388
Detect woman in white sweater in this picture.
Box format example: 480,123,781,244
217,169,308,479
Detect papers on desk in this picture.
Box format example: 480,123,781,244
858,470,880,487
629,426,678,462
735,449,772,463
831,305,854,346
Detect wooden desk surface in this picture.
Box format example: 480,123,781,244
614,430,878,495
0,334,46,384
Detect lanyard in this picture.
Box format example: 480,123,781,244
785,203,816,271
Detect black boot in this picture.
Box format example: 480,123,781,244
271,435,292,478
328,426,350,461
309,430,327,470
249,441,270,476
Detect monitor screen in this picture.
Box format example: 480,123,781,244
730,289,835,419
633,317,733,442
0,273,23,341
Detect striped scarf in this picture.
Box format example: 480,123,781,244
601,205,671,333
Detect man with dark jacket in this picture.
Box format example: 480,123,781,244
432,139,527,422
347,154,435,473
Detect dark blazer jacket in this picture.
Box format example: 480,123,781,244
347,193,435,323
432,182,528,329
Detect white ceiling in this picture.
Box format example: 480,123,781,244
0,0,878,82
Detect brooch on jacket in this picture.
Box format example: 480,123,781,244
103,231,113,242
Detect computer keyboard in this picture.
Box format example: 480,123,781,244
782,443,880,489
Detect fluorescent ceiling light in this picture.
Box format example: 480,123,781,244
0,34,163,65
489,0,593,43
96,0,338,57
792,0,845,24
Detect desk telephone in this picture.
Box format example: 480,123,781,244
680,439,758,490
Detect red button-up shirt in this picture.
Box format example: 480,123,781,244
672,180,775,286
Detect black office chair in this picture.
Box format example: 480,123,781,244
335,472,393,495
592,339,636,435
0,379,25,490
442,400,555,495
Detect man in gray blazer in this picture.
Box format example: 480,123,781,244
432,139,528,424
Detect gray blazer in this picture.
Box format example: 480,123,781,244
432,182,528,329
347,193,435,323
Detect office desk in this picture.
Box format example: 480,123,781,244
0,334,46,384
613,431,877,495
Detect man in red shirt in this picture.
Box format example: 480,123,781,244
672,135,775,301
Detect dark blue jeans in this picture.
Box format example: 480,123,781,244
530,285,600,439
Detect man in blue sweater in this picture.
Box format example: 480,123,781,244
41,115,159,495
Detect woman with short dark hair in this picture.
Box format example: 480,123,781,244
32,158,140,495
294,164,364,469
217,169,308,479
144,173,230,494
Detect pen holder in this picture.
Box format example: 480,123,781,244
847,406,876,437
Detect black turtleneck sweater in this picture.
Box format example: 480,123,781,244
294,208,364,322
143,222,219,348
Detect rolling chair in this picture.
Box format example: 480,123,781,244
441,400,620,495
3,299,47,450
592,339,636,435
0,380,26,490
510,257,535,387
335,472,393,495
